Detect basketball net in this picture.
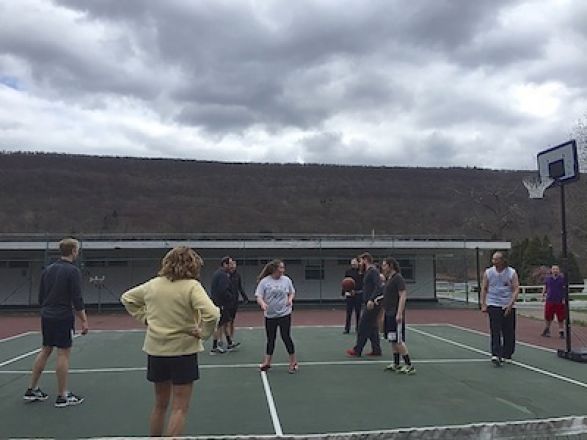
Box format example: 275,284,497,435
522,176,554,199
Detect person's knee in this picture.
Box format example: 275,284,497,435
57,348,71,359
41,346,54,357
154,397,169,411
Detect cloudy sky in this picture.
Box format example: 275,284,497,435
1,0,586,169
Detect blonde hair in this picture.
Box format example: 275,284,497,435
59,238,79,257
257,259,283,282
158,246,203,281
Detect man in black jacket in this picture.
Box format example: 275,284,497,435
342,258,363,333
210,256,234,354
346,252,382,357
227,260,249,349
24,238,88,408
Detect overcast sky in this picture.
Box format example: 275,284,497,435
1,0,586,169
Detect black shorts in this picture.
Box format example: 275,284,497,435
226,305,238,321
147,353,199,384
41,317,74,349
384,312,406,343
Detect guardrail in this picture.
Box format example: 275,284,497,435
436,282,587,304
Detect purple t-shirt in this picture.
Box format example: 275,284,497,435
545,275,566,304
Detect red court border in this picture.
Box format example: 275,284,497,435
2,308,586,351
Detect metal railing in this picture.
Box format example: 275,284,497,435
436,281,587,305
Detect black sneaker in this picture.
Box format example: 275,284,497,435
227,341,241,351
55,392,84,408
541,329,550,337
23,387,48,402
491,356,502,367
559,331,565,339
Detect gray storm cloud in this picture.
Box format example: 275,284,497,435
0,0,586,169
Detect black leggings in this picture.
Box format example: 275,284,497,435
265,314,295,355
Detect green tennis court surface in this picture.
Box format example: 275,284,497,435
1,325,587,438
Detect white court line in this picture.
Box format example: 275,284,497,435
0,358,488,374
409,327,587,390
0,334,81,369
0,331,37,343
260,371,283,436
444,323,557,353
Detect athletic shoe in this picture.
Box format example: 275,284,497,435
541,329,550,337
385,363,401,372
227,342,241,351
502,358,513,364
55,392,84,408
346,348,359,357
559,331,565,339
399,365,416,375
23,387,48,402
259,364,271,372
343,330,350,334
288,362,299,374
366,351,382,357
210,346,226,355
491,356,502,367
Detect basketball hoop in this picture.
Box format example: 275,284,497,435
522,175,554,199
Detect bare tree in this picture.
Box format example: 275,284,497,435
571,113,587,172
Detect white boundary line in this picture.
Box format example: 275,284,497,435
409,327,587,390
443,323,558,353
260,371,283,436
0,334,81,369
0,358,488,374
0,331,37,343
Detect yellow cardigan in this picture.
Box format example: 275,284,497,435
121,277,220,356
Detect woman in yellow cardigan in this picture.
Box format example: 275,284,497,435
121,246,220,437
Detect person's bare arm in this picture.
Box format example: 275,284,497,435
395,290,407,323
505,272,520,316
541,284,547,302
75,309,89,335
480,272,488,313
256,295,268,311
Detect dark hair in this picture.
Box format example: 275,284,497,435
257,259,284,282
383,257,401,273
221,256,232,267
358,252,373,264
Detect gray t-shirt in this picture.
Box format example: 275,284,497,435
255,275,295,318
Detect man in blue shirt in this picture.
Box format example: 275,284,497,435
24,238,89,407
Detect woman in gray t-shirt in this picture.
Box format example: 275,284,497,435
255,259,298,373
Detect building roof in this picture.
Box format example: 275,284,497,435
0,234,510,251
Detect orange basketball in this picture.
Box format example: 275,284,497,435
341,277,355,292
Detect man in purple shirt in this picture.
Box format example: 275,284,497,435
541,265,566,339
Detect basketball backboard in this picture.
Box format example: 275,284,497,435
537,140,579,184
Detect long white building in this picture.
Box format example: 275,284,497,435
0,234,510,308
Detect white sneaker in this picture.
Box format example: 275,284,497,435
491,356,502,367
55,392,84,408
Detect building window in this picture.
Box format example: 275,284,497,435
305,261,324,280
236,259,259,266
3,261,29,268
397,259,415,282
